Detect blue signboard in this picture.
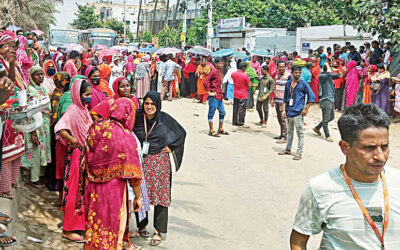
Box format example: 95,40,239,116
302,42,310,52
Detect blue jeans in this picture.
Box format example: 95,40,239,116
208,96,226,122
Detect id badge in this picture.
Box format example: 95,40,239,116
142,142,150,155
289,98,294,107
200,75,203,80
264,87,267,92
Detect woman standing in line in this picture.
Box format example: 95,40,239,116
21,66,51,189
54,78,93,243
133,91,186,246
85,66,106,110
78,98,143,250
135,58,151,99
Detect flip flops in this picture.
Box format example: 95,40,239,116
138,229,150,238
208,132,220,137
0,229,17,247
0,192,14,200
0,212,12,225
217,130,230,135
62,234,85,243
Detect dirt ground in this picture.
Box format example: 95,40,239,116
10,98,400,250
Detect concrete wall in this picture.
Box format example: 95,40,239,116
296,25,379,57
254,36,297,54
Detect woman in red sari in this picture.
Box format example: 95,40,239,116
55,78,93,243
310,57,321,103
78,98,143,250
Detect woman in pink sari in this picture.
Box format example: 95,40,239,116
16,36,33,85
54,78,93,243
345,60,359,107
78,98,143,250
251,55,261,77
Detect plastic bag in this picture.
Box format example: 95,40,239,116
12,112,43,133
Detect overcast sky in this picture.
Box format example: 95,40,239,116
53,0,179,28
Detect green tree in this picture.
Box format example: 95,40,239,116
141,31,154,43
1,0,58,35
186,18,207,46
104,18,124,34
70,4,102,30
320,0,400,44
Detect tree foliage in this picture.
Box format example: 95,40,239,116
212,0,342,30
0,0,58,35
157,26,181,47
186,18,207,46
320,0,400,44
70,4,102,30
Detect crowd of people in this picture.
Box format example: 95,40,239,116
0,26,399,249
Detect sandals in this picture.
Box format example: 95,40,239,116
123,242,142,250
62,233,85,243
12,184,20,188
278,150,291,156
208,132,220,137
0,228,17,247
138,229,150,238
217,130,230,135
149,232,162,246
273,136,282,140
293,154,302,160
0,212,12,225
0,192,14,200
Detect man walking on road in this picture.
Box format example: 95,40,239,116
204,58,229,137
256,65,275,126
161,54,182,101
290,104,400,249
313,64,342,142
232,62,252,127
274,61,292,144
278,66,315,160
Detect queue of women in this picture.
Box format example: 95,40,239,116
0,30,186,249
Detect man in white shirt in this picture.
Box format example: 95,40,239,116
160,55,182,101
290,104,400,249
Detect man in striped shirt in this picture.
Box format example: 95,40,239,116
273,61,292,144
290,104,400,249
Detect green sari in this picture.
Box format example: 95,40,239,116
21,66,52,168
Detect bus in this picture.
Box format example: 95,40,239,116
88,28,118,48
48,28,81,50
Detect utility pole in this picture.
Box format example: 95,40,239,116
136,0,143,41
123,0,127,44
207,0,213,49
181,0,188,48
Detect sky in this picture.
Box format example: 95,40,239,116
53,0,179,28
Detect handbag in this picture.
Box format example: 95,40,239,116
370,82,381,91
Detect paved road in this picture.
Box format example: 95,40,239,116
12,98,400,249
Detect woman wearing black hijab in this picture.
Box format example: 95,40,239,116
133,91,186,246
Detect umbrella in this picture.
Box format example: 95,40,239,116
111,45,128,51
31,29,44,36
139,46,155,53
233,51,248,59
186,47,213,56
7,25,21,31
62,43,85,53
213,49,234,58
93,45,108,50
251,49,272,57
155,48,182,54
99,49,120,62
127,46,139,52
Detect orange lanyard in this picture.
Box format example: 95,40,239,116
144,115,157,141
341,165,389,249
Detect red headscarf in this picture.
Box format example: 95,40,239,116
183,58,197,78
84,98,142,182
